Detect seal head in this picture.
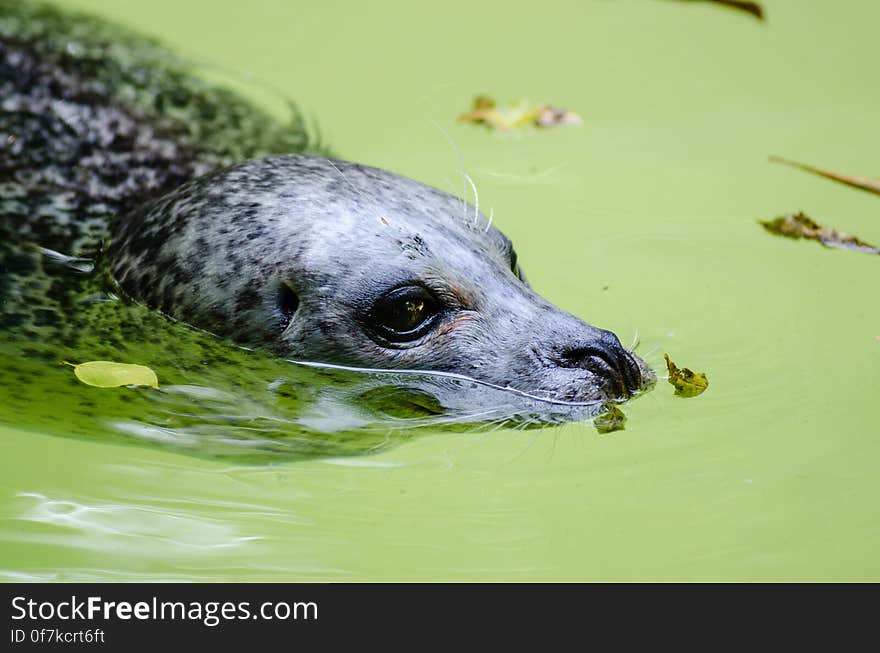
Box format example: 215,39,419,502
110,155,652,403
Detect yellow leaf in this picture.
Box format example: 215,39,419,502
65,361,159,389
664,354,708,398
458,95,581,131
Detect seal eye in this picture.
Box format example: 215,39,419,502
371,286,441,342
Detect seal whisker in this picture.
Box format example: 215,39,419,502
483,207,495,233
548,427,560,462
442,176,462,209
629,329,640,350
463,172,480,226
327,160,371,210
502,424,546,465
449,408,515,428
638,344,662,360
478,164,565,184
430,120,469,217
458,412,516,435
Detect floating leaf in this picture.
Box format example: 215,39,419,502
458,96,582,131
676,0,764,19
594,404,627,434
770,156,880,197
760,212,879,255
664,354,709,398
65,360,159,389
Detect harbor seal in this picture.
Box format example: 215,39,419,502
2,1,653,410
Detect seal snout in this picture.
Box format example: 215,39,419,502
557,330,648,398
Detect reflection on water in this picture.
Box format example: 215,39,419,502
0,243,638,463
0,482,352,581
13,491,261,552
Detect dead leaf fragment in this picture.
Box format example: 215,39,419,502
65,360,159,389
760,212,879,255
770,156,880,197
664,354,709,398
594,404,627,434
458,96,582,131
472,95,495,111
677,0,764,19
534,106,583,127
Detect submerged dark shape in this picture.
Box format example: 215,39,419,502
760,212,879,256
770,156,880,197
1,1,653,458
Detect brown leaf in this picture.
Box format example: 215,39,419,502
675,1,764,20
770,156,880,197
534,106,583,128
760,212,879,255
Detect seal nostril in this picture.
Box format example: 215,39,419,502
620,351,644,394
597,331,644,394
558,334,643,397
558,345,626,397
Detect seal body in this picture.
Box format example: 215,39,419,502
2,1,652,406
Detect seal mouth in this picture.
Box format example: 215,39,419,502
558,343,648,399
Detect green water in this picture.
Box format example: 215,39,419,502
2,0,878,581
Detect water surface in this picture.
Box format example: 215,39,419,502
1,0,878,581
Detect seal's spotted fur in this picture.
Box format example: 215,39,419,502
0,1,320,339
